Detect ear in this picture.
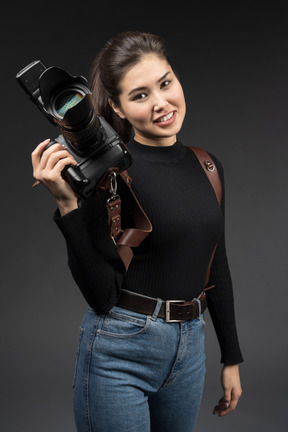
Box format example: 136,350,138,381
108,99,126,119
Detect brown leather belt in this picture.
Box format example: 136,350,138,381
116,289,207,323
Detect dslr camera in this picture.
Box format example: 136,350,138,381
16,60,132,199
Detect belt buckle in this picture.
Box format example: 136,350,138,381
165,300,185,323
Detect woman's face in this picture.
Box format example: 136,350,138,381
113,54,186,146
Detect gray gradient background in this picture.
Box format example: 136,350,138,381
1,3,287,431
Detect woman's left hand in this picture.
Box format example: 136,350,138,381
213,364,242,417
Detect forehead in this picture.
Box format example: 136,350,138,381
120,54,171,94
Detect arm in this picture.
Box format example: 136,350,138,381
206,156,243,364
206,155,243,415
32,139,125,313
54,194,125,313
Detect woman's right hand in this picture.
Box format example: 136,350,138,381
31,139,79,216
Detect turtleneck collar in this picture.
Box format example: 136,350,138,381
126,138,186,164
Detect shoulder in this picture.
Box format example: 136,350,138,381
207,151,225,186
184,145,225,184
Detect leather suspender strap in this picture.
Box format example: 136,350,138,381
189,147,222,286
189,147,222,206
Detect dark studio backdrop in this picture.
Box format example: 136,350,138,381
1,3,287,431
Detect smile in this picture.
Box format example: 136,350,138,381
154,111,175,123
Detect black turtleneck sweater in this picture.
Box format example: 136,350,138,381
55,139,243,365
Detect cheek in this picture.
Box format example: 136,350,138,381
175,86,186,111
127,106,150,124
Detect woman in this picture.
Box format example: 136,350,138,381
32,31,243,432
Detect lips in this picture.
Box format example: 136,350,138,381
154,111,175,123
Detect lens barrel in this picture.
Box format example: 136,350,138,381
39,67,104,153
54,90,84,118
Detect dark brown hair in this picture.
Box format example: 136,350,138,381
88,31,169,143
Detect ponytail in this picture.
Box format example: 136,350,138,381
88,50,132,143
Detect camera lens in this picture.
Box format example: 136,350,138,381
54,90,84,117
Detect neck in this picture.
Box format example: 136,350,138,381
133,133,177,147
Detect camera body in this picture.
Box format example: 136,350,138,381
16,60,132,198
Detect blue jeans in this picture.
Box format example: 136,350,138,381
73,300,206,432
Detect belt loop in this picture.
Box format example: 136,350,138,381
151,299,163,321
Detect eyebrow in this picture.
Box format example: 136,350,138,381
128,71,170,96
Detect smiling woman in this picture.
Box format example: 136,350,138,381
31,31,243,432
109,54,186,146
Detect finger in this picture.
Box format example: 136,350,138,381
213,399,229,415
31,139,51,172
213,394,241,417
218,407,233,417
43,155,77,184
53,155,78,175
217,396,230,408
32,138,51,157
224,387,232,403
45,150,77,171
213,404,231,416
228,391,241,411
32,140,65,178
37,142,66,169
34,144,75,183
214,385,232,415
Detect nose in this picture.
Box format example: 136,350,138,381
153,92,168,111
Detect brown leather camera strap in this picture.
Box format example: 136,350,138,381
106,170,152,272
190,147,222,285
189,147,222,206
107,147,222,277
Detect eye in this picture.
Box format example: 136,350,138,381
132,92,147,101
161,79,171,89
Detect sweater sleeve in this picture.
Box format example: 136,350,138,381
206,155,244,365
54,189,126,314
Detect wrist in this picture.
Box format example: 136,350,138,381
57,198,79,216
223,364,239,368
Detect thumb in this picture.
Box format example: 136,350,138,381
223,389,231,407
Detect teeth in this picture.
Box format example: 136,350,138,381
157,112,174,122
